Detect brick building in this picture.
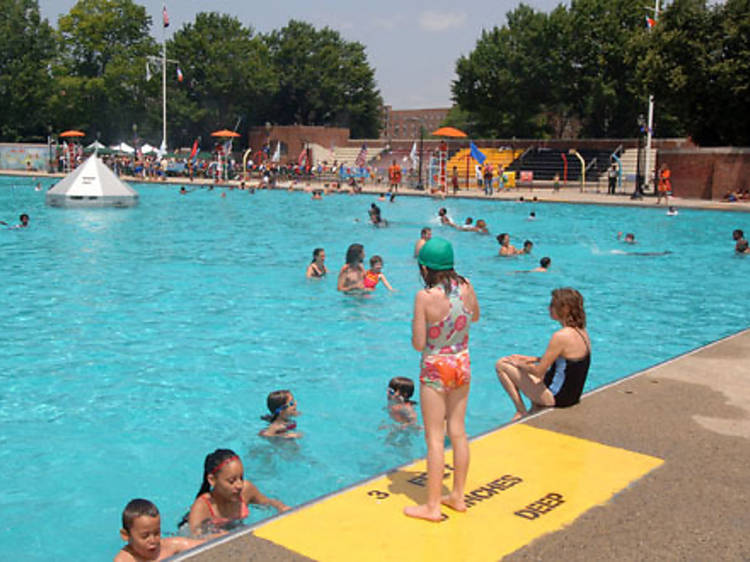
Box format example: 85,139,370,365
380,106,451,139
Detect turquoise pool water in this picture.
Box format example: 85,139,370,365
0,177,747,560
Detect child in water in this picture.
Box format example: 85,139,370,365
387,377,418,426
363,255,395,291
183,449,289,536
405,237,480,521
115,499,204,561
259,390,302,438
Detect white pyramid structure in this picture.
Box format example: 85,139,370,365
46,155,138,208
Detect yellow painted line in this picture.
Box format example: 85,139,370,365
254,425,663,561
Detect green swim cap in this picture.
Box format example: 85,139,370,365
418,237,454,270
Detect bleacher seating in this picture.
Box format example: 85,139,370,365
330,145,385,167
446,148,523,185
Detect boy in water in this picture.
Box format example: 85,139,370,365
1,213,29,229
115,499,204,561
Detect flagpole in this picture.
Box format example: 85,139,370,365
162,21,167,152
644,0,660,193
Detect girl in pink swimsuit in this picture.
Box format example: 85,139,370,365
404,237,480,522
183,449,290,535
259,390,302,438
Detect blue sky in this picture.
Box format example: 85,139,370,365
39,0,564,109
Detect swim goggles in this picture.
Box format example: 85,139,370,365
273,399,295,415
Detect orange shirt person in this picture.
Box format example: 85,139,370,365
657,164,672,205
388,160,402,191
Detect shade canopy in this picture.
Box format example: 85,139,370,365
210,129,241,138
59,130,86,138
431,126,467,138
110,142,135,154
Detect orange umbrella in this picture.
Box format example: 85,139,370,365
210,129,241,138
431,126,467,138
59,130,86,137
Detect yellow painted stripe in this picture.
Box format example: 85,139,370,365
254,425,663,561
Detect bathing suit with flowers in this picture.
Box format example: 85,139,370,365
420,281,471,391
199,493,249,528
363,270,380,289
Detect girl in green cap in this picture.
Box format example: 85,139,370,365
404,237,480,522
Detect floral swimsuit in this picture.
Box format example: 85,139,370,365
419,282,472,391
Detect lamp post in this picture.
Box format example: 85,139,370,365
406,116,425,190
631,114,646,200
47,125,53,173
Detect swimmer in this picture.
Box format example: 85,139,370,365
337,243,366,292
369,203,387,227
527,211,536,220
378,193,386,201
404,237,480,522
259,390,302,438
518,240,534,254
474,219,489,234
182,449,289,536
736,239,750,254
495,288,591,422
667,206,678,216
34,182,42,192
497,233,518,256
115,499,204,561
438,207,455,227
1,213,29,229
363,255,395,291
311,190,322,200
414,227,432,257
532,257,551,272
306,248,328,278
387,377,418,426
733,229,746,253
617,232,636,244
460,217,474,230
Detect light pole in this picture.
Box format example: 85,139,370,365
47,125,53,173
406,117,425,190
631,114,646,200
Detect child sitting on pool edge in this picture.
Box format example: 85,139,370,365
387,377,418,427
115,499,204,561
363,255,395,291
260,390,302,438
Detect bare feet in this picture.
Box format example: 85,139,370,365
403,504,443,522
441,494,467,512
510,411,526,422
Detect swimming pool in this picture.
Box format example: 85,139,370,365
0,177,747,560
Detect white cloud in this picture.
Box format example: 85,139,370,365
418,10,467,32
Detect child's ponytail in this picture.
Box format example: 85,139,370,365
261,390,291,423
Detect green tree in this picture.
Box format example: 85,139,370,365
50,0,157,143
0,0,56,141
640,0,750,145
166,12,276,148
264,20,381,138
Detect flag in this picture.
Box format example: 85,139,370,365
271,142,281,163
470,141,486,165
158,139,167,158
223,139,233,155
176,67,183,82
409,141,418,168
645,16,656,29
189,138,199,161
162,5,169,28
354,143,367,168
298,146,308,167
146,61,152,81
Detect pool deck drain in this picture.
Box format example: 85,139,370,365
175,329,750,561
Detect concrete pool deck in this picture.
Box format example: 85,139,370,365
174,329,750,561
4,168,750,213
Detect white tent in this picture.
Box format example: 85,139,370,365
141,143,157,154
46,155,139,208
86,140,107,150
110,142,135,154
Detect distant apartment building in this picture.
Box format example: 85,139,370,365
380,106,451,139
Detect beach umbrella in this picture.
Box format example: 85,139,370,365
59,130,86,138
430,126,467,138
210,129,241,138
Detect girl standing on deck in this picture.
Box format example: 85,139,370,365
404,237,480,521
183,449,289,536
495,288,591,422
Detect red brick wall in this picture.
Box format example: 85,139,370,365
248,125,350,164
658,148,750,200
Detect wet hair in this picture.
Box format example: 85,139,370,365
122,499,159,532
312,248,324,262
370,255,383,267
419,264,466,296
540,257,551,268
476,219,487,229
438,208,447,216
464,217,473,225
733,229,744,240
261,390,292,423
388,377,415,401
524,240,533,248
625,233,635,241
550,288,586,329
19,214,29,222
496,233,509,245
420,227,431,237
195,449,241,498
345,243,364,265
529,212,536,218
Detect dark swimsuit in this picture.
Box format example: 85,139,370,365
309,263,326,277
544,329,591,407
